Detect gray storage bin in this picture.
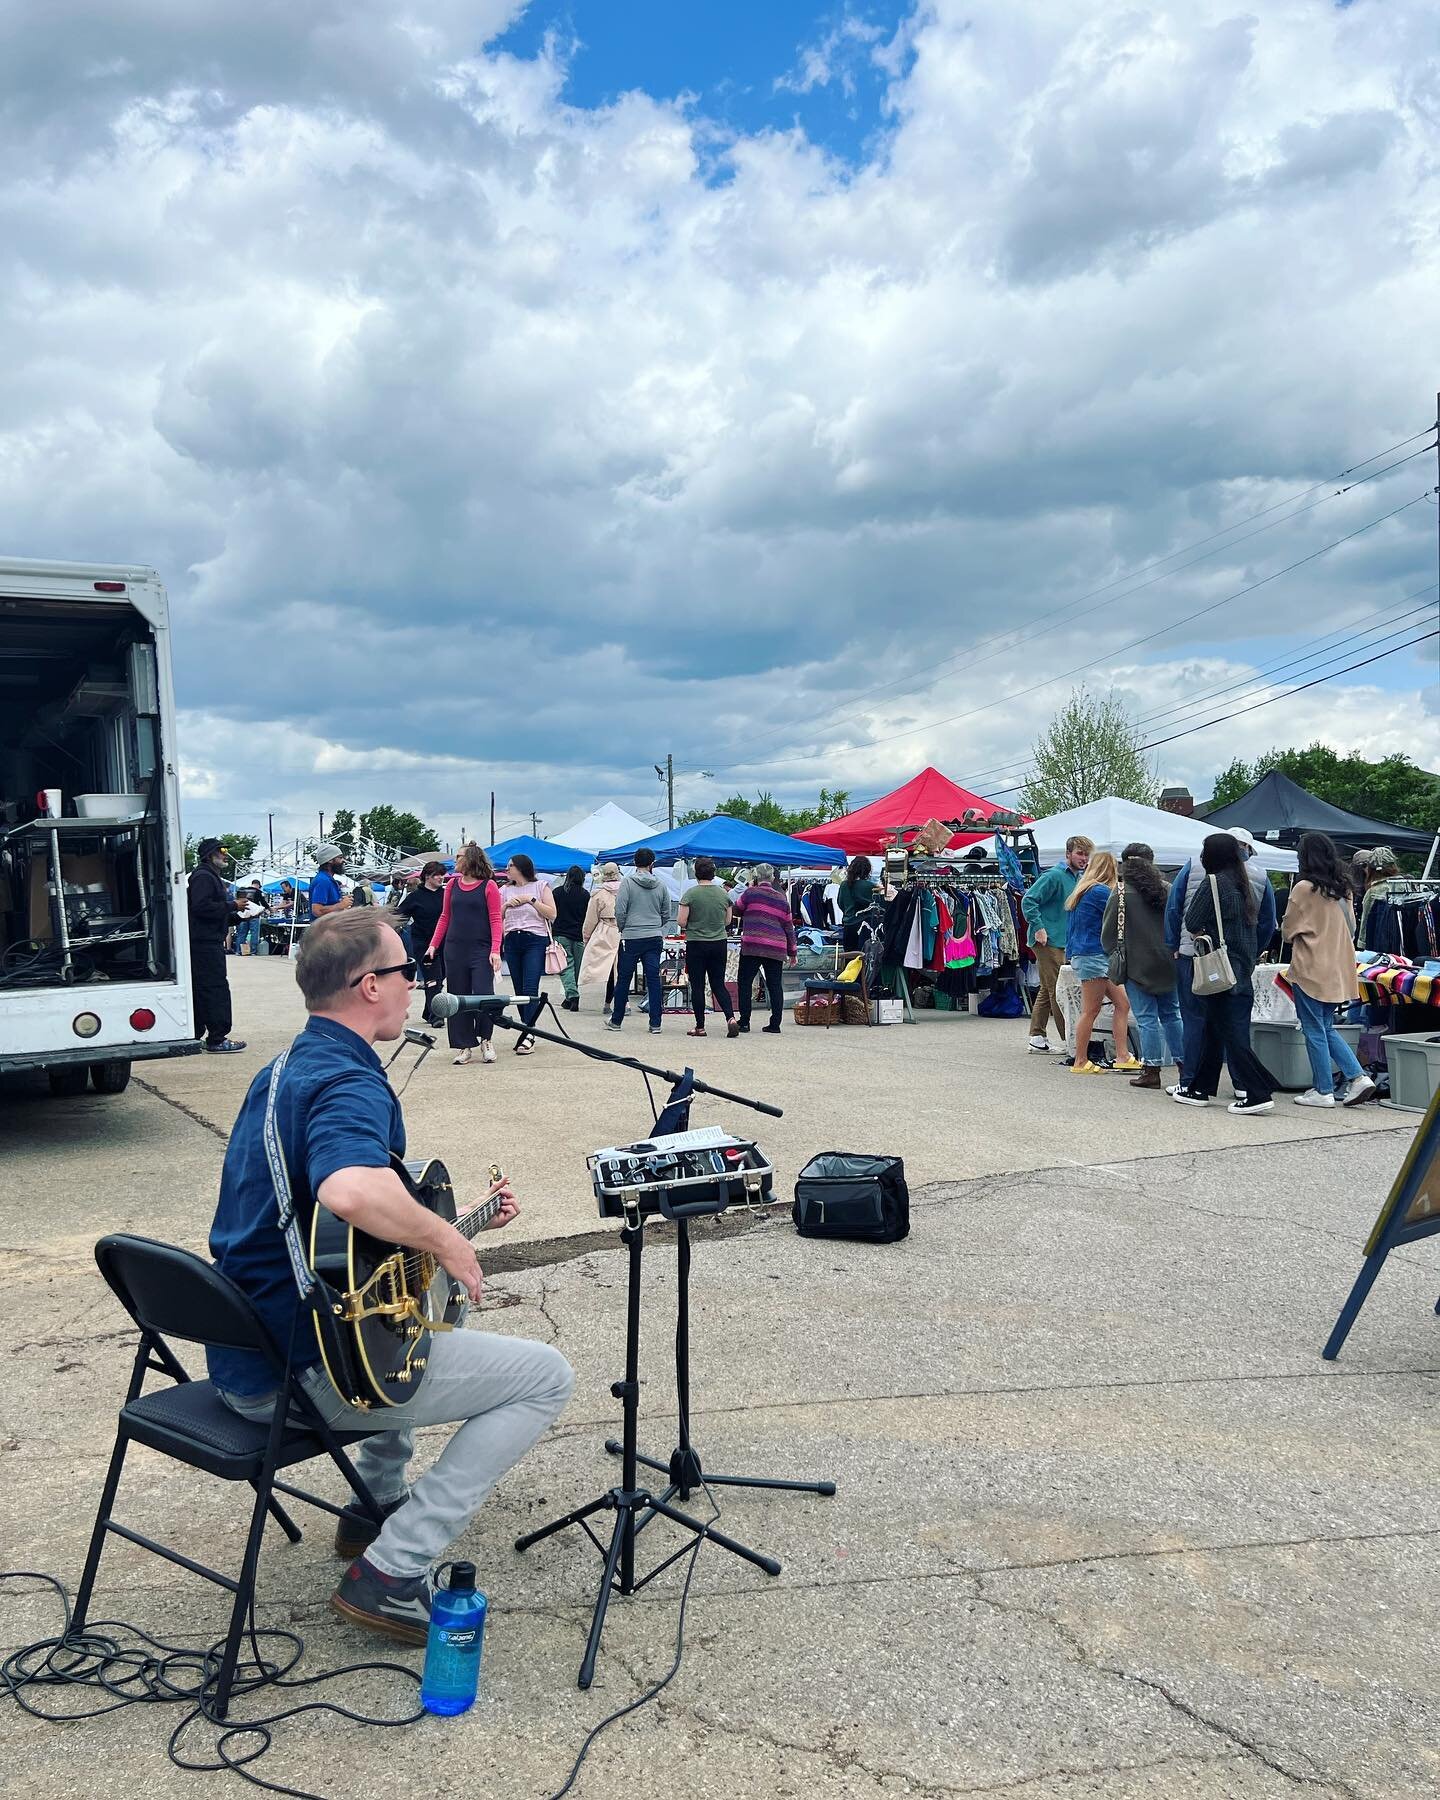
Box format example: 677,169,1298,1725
1251,1019,1365,1092
1382,1032,1440,1112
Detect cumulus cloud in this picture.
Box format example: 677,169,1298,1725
1,0,1436,845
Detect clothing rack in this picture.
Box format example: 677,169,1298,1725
878,870,1031,1023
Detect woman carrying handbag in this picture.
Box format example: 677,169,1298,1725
1173,834,1274,1114
500,853,557,1053
1102,843,1185,1089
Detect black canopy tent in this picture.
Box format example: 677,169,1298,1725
1205,770,1435,856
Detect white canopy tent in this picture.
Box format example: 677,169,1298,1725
1022,797,1298,874
556,801,654,855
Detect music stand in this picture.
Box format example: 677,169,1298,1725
512,1065,835,1690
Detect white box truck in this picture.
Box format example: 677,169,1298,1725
0,559,199,1094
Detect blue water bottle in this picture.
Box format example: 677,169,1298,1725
420,1562,487,1716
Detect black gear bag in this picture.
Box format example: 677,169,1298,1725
792,1152,910,1243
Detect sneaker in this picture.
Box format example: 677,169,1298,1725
334,1496,408,1560
1111,1057,1143,1073
737,1021,750,1033
453,1049,472,1066
1027,1036,1050,1053
1070,1060,1104,1074
761,1023,781,1034
330,1556,433,1647
1171,1087,1209,1106
480,1040,496,1064
1341,1074,1378,1108
1227,1096,1274,1115
649,1025,663,1034
205,1038,247,1053
1293,1089,1335,1108
604,1020,622,1032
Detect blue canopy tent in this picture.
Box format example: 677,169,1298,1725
486,832,591,875
599,815,846,867
259,874,309,894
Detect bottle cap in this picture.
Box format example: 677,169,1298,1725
449,1561,477,1592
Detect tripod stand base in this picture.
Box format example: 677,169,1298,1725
605,1438,839,1502
515,1481,782,1689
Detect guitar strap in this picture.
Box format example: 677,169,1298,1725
262,1048,316,1299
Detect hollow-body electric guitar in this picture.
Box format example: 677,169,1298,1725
309,1155,504,1410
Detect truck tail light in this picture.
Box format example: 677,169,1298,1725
129,1009,156,1031
94,580,127,592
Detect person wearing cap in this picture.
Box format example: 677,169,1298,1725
1164,826,1275,1092
187,838,246,1053
311,844,351,918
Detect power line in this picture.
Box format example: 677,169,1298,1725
679,426,1437,778
700,486,1437,777
970,629,1439,803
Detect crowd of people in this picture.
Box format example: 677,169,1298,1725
1021,825,1378,1115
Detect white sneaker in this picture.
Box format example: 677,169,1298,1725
1027,1036,1050,1052
1293,1089,1335,1108
480,1041,496,1065
1341,1074,1376,1107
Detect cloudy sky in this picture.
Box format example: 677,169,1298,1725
3,0,1438,854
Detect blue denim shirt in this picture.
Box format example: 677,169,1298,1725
207,1016,404,1398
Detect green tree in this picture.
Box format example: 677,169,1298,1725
1020,689,1157,817
676,788,851,834
1205,745,1440,833
327,808,358,859
359,804,440,863
182,831,259,871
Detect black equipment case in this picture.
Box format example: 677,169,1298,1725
792,1152,910,1243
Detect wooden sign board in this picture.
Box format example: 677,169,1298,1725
1324,1085,1440,1358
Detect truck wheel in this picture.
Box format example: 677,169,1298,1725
90,1060,133,1095
47,1065,90,1097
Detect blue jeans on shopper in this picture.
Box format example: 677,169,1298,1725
1292,983,1363,1093
233,917,261,955
611,937,664,1029
1174,954,1206,1083
1125,981,1185,1068
502,930,548,1029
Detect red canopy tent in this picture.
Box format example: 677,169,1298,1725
793,767,1015,858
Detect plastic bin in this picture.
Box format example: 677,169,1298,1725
74,793,146,818
1251,1019,1365,1091
1382,1032,1440,1113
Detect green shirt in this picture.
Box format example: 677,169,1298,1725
679,883,731,941
837,877,876,919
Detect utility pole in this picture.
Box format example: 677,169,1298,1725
267,813,274,860
318,811,325,842
529,811,542,836
490,791,496,843
654,754,674,829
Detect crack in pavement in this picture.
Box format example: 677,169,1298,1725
969,1575,1361,1799
130,1077,230,1143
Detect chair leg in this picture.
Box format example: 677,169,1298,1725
255,1483,303,1544
212,1472,275,1719
73,1429,131,1633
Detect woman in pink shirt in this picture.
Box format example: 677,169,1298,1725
427,844,504,1065
500,853,557,1053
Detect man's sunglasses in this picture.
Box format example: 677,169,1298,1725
349,960,417,987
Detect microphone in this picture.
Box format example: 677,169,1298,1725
430,993,535,1022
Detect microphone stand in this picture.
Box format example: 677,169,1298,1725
467,993,835,1689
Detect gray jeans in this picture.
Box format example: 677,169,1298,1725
221,1327,574,1581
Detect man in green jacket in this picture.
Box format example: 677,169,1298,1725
1019,834,1092,1051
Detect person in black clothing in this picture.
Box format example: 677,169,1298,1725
187,837,246,1052
1172,833,1273,1114
396,860,447,1022
550,866,589,1012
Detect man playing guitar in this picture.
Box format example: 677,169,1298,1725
208,908,574,1645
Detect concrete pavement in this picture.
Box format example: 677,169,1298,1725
1,956,1435,1797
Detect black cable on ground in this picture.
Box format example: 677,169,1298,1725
1,1570,423,1800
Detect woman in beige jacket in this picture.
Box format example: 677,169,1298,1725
1283,833,1375,1109
578,864,623,1008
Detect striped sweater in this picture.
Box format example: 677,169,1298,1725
735,883,797,959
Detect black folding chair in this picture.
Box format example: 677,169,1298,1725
74,1233,388,1717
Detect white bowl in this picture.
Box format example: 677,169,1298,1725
74,793,147,819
